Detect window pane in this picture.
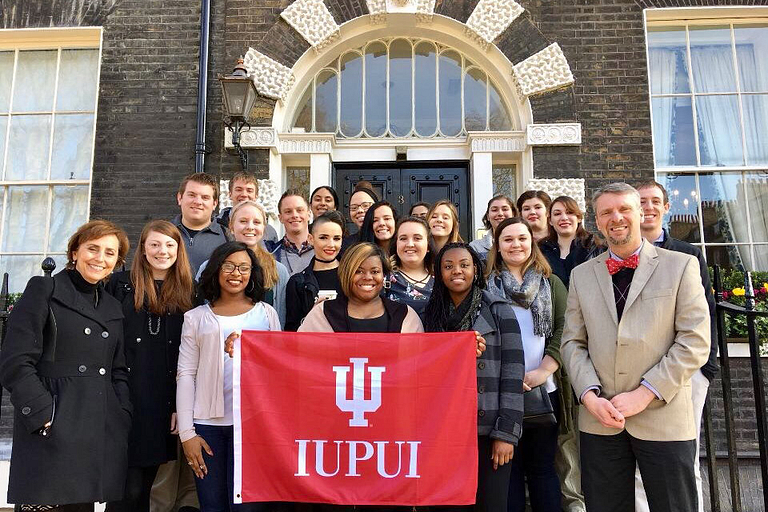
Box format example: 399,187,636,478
696,95,744,166
743,172,768,242
6,114,52,180
12,50,57,112
0,52,14,113
652,96,696,167
0,116,6,177
389,39,412,137
647,27,690,94
49,185,89,252
742,94,768,165
414,42,437,136
2,186,48,252
292,85,312,132
438,50,462,136
464,68,487,131
698,173,749,244
689,26,737,93
50,114,94,180
659,173,700,243
754,244,768,271
315,70,337,133
492,165,516,198
706,245,751,272
340,52,363,137
734,25,768,93
286,167,310,201
56,49,99,111
0,255,45,293
365,42,387,137
489,82,512,131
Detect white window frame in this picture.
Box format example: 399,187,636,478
0,27,102,284
644,8,768,268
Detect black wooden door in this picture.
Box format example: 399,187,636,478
334,162,470,241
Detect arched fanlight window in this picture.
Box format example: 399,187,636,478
291,38,514,138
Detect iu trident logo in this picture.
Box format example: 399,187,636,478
332,357,386,427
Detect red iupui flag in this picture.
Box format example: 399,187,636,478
233,331,478,506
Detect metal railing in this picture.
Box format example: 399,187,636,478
706,265,768,512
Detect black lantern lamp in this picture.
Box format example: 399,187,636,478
219,57,258,170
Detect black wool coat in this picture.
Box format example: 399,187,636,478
0,270,132,505
106,271,184,467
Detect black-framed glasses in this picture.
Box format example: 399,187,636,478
221,262,252,274
350,201,374,212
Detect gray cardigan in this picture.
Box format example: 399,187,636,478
473,290,525,445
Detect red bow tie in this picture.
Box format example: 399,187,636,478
606,254,639,275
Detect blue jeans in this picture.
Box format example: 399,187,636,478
193,424,267,512
507,391,561,512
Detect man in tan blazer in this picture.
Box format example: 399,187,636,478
561,182,710,512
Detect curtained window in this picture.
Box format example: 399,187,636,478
0,34,101,292
648,22,768,271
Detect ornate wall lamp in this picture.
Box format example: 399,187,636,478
219,57,258,170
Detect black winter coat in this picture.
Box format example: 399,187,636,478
0,270,132,505
106,271,184,467
539,235,605,289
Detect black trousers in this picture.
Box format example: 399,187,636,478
580,430,697,512
105,465,161,512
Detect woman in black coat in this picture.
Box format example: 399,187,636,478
0,220,132,511
105,220,196,512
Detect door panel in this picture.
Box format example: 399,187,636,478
334,163,470,241
402,166,470,242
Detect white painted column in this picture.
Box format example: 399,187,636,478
269,151,283,236
309,153,332,196
470,152,494,241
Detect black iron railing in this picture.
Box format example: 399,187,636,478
708,265,768,512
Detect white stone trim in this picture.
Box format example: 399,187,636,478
279,133,334,154
467,131,526,153
366,0,387,23
224,127,277,149
280,0,340,52
414,0,436,23
218,179,279,220
527,178,586,212
527,123,581,146
465,0,524,50
512,43,574,97
243,48,295,101
366,0,436,24
471,152,494,237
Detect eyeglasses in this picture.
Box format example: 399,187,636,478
221,262,252,274
350,202,374,212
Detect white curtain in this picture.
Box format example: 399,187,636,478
691,45,743,166
745,175,768,270
736,46,768,166
649,48,678,167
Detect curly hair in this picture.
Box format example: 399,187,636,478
199,242,265,304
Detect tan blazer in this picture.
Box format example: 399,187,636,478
561,242,710,441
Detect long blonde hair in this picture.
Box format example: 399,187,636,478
130,220,195,315
229,200,279,289
427,200,463,244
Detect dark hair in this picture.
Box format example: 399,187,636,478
516,190,552,214
544,195,597,249
278,188,309,213
199,242,265,304
390,216,436,273
481,194,518,230
485,217,551,279
423,242,485,332
358,201,399,246
634,179,669,205
408,201,431,215
350,185,379,205
310,210,346,235
310,185,339,210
